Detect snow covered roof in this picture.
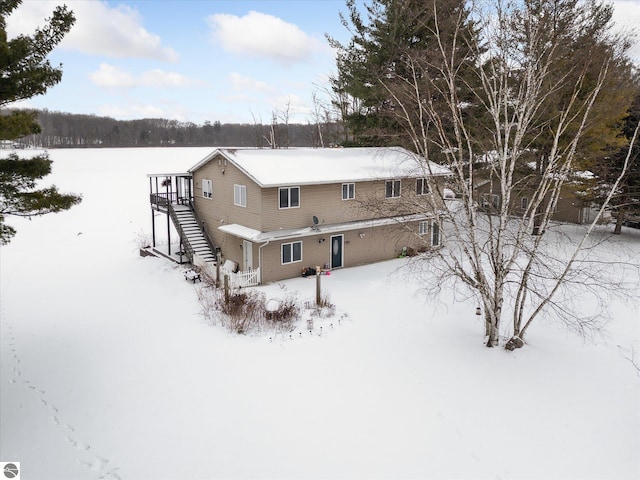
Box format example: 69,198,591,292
219,213,437,242
189,147,451,187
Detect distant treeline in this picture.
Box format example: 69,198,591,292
14,109,346,148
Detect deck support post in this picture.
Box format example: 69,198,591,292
150,177,156,247
166,177,171,256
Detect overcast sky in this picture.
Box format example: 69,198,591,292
6,0,640,125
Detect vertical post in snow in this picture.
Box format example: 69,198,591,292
224,274,230,304
316,265,321,306
216,251,221,288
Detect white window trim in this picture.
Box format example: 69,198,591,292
279,186,301,209
234,184,247,207
481,193,500,209
281,241,303,264
342,183,355,200
417,219,442,246
385,179,401,198
202,179,212,199
416,178,430,195
431,220,441,247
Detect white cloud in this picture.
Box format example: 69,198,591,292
207,11,326,66
612,0,640,62
98,103,186,121
272,94,312,118
229,72,274,94
90,64,196,89
90,64,136,89
5,0,178,62
139,69,196,88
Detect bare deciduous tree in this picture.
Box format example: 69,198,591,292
335,0,639,347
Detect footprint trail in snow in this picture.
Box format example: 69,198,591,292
3,319,122,479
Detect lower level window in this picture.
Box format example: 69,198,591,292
281,241,302,264
431,220,440,246
418,219,441,246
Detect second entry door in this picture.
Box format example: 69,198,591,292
243,240,253,271
330,234,343,269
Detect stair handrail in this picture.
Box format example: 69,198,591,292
188,200,218,259
168,203,195,264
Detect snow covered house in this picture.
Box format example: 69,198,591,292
474,176,611,225
149,147,450,284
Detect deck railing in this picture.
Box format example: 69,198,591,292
151,192,192,208
150,192,177,208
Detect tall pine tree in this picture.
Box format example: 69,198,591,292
594,90,640,234
328,0,482,150
0,0,80,244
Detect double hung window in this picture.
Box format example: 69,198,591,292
342,183,355,200
416,178,429,195
418,219,441,247
281,241,302,264
385,180,401,198
202,179,212,198
279,187,300,208
234,184,247,207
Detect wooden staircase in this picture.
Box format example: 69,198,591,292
169,204,216,265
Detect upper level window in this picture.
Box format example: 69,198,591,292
342,183,355,200
521,197,528,209
481,194,500,209
234,184,247,207
279,187,300,209
416,178,430,195
385,179,401,198
202,179,212,199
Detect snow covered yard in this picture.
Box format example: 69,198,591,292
1,148,638,479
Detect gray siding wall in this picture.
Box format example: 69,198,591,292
260,178,444,231
258,222,430,284
191,155,445,282
192,154,262,251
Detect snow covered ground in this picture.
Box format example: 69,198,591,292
1,148,639,479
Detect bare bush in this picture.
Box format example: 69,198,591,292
196,285,303,335
134,230,152,249
216,290,266,334
307,293,336,319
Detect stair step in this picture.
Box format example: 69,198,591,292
170,207,216,264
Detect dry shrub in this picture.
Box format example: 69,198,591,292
216,289,265,334
197,286,305,335
196,287,217,326
266,293,300,332
198,264,217,288
306,293,336,319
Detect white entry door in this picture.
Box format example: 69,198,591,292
243,240,253,271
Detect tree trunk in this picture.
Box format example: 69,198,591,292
486,321,500,347
485,309,500,347
614,206,625,234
